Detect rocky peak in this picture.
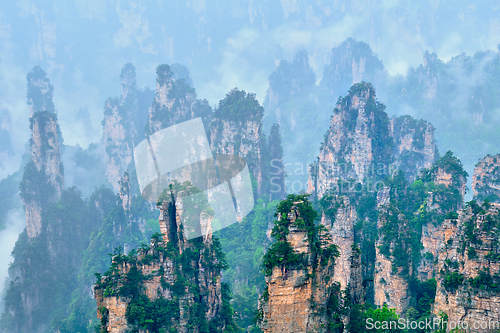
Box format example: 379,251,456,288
420,51,440,100
210,89,266,196
20,67,64,239
153,64,175,113
305,83,460,323
308,82,392,198
118,171,131,212
265,49,316,113
102,63,142,191
390,115,439,181
149,64,212,135
423,150,468,210
259,195,342,332
263,49,321,193
120,62,137,104
26,65,55,117
102,96,134,192
320,38,385,101
94,184,237,333
422,51,439,74
473,153,500,203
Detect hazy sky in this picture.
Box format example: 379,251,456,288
0,0,496,196
0,1,499,153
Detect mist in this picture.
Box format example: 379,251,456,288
1,2,500,332
0,1,499,160
0,209,25,314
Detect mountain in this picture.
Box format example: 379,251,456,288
259,82,500,332
94,183,239,333
0,62,286,333
263,39,500,195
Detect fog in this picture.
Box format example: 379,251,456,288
0,209,25,314
0,1,499,153
1,1,500,325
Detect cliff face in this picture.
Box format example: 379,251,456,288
302,83,446,322
265,49,316,128
268,123,286,201
95,185,236,333
259,196,341,333
374,203,412,313
420,51,439,101
320,38,385,105
307,83,440,200
102,98,134,192
418,220,458,281
473,154,500,203
319,195,364,305
210,89,276,197
20,67,64,239
416,152,469,281
148,64,212,135
433,202,500,331
118,171,131,212
26,66,55,117
390,115,438,181
102,64,138,191
370,152,468,316
307,83,392,198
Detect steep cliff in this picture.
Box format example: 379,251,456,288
20,67,64,239
307,82,393,199
307,82,440,200
371,152,468,316
259,194,343,333
473,153,500,203
264,49,316,129
0,67,153,333
263,49,320,192
320,38,385,108
302,83,446,324
94,183,238,333
148,64,212,135
210,89,272,197
374,202,412,313
318,195,364,306
26,66,55,117
418,151,468,281
390,115,439,181
268,123,286,201
433,201,500,332
102,64,139,191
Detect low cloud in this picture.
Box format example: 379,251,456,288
0,209,25,313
